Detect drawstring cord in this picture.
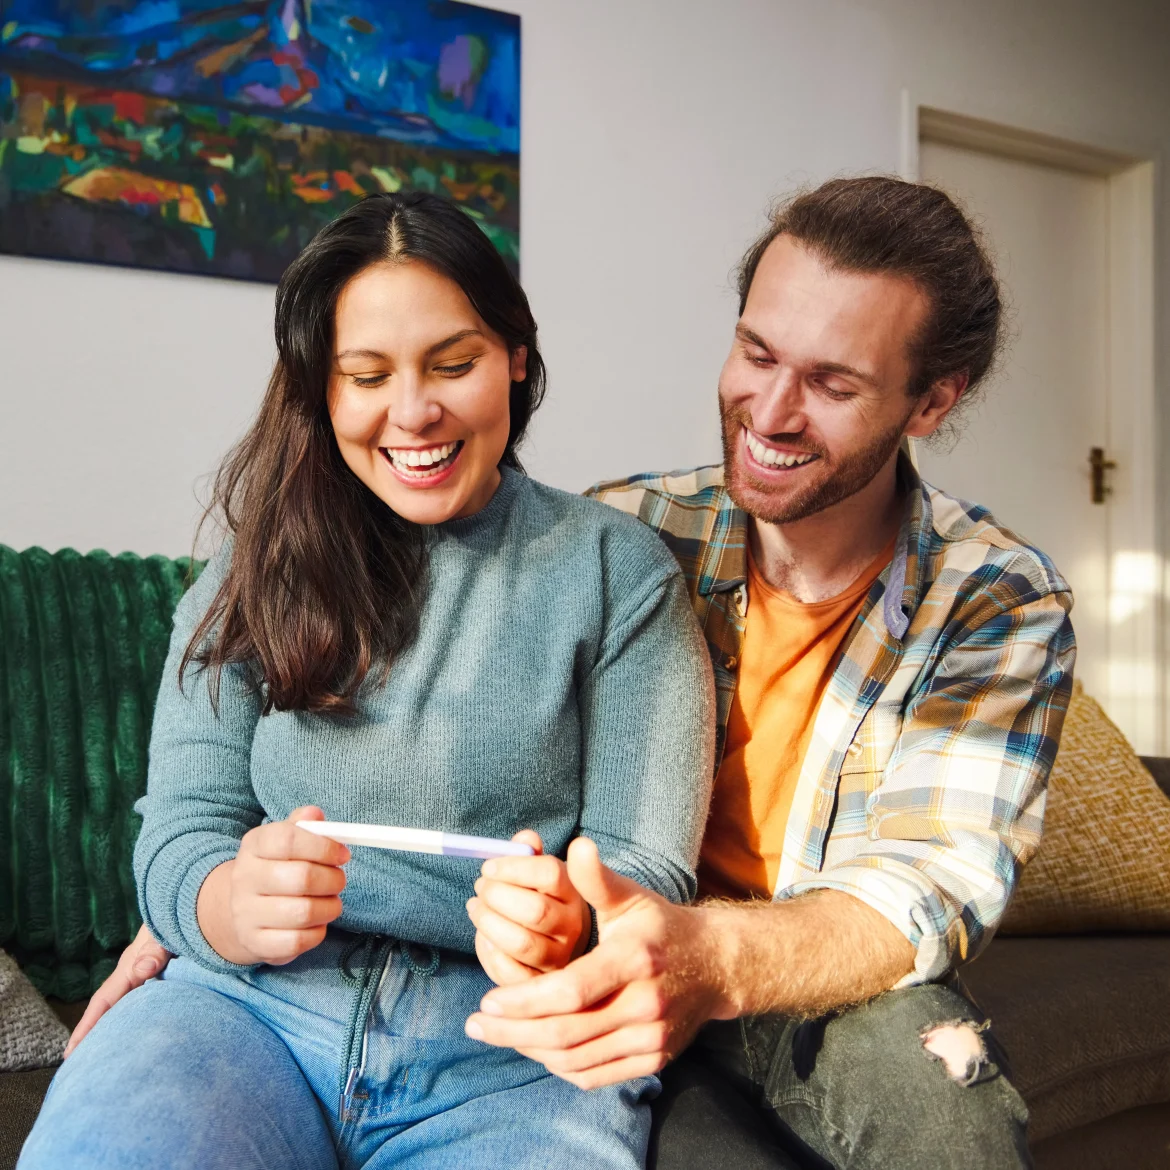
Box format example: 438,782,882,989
337,935,440,1123
401,942,440,976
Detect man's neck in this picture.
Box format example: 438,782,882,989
748,453,904,603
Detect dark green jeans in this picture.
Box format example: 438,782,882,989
650,983,1031,1170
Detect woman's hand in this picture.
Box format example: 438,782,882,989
64,924,173,1057
197,806,351,966
467,831,592,986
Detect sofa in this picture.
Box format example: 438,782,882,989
2,544,1169,1168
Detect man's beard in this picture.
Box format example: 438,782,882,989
720,400,908,525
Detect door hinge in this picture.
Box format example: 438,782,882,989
1089,447,1117,504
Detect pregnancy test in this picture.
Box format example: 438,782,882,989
296,821,535,860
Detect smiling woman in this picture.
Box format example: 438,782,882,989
18,191,716,1170
184,192,546,716
329,260,529,526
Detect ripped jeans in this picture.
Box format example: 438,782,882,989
653,982,1031,1170
20,929,656,1170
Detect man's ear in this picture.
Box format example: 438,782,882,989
509,345,528,383
903,372,968,439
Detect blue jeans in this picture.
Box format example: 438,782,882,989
20,930,657,1169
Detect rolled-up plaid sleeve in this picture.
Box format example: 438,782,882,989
783,588,1076,984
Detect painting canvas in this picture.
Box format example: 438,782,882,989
0,1,520,281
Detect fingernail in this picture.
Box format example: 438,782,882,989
473,878,483,894
481,997,504,1016
134,957,160,977
63,1043,74,1058
465,1018,485,1040
482,860,498,878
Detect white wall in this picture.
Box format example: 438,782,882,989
2,0,1168,558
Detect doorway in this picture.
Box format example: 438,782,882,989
908,107,1159,753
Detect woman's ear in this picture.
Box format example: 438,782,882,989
509,345,528,383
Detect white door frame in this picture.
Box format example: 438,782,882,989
901,95,1162,754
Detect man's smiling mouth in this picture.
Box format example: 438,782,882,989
743,428,820,469
380,440,464,478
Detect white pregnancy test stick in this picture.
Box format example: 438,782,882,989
296,821,535,860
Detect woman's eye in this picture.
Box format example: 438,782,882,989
351,374,388,388
436,360,475,377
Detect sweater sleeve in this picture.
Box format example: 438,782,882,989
133,545,265,973
578,537,716,905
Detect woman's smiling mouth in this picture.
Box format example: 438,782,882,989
381,440,465,485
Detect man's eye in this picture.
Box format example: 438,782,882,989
814,380,853,401
436,360,475,377
351,374,388,387
745,349,772,367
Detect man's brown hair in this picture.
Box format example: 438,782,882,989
736,176,1002,401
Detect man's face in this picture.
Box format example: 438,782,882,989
719,235,937,525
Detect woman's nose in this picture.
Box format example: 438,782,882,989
387,378,442,434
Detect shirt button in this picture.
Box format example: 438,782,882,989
725,656,738,670
848,741,863,757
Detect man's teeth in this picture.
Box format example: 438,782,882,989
744,431,817,468
385,441,460,473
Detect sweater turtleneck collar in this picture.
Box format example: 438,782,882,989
432,465,523,543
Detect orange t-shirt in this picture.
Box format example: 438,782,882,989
697,538,896,901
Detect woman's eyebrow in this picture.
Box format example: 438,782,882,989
425,329,484,357
335,347,386,362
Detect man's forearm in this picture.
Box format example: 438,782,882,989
700,889,917,1020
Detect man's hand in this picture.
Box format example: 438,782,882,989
467,831,593,986
64,924,173,1057
464,837,728,1089
197,805,350,966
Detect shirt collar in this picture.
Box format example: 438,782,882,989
700,451,932,642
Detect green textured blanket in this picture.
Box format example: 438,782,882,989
0,546,201,1000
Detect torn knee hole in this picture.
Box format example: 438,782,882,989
921,1020,990,1086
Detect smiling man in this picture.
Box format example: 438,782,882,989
463,177,1077,1168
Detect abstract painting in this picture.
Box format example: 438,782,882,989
0,1,520,280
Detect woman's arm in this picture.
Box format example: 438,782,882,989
131,548,268,972
576,570,716,903
468,558,715,983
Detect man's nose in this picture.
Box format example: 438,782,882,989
751,370,807,437
386,376,442,433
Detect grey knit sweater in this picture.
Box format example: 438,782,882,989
134,469,715,972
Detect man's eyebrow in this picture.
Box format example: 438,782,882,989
735,325,772,352
736,326,880,387
814,361,881,388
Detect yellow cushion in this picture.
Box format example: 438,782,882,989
1000,684,1170,934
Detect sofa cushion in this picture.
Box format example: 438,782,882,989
0,546,201,999
961,935,1170,1142
1001,686,1170,934
0,951,67,1073
0,1066,56,1170
1032,1102,1170,1170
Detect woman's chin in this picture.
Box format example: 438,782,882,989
379,481,465,526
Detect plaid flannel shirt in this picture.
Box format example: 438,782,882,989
587,453,1076,983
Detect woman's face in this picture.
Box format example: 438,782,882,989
328,259,527,525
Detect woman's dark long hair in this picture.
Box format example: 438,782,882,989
182,192,547,716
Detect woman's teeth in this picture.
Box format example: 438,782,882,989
745,431,818,468
384,441,462,476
